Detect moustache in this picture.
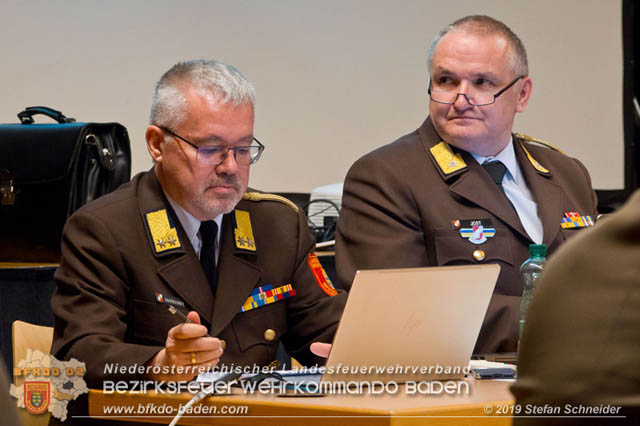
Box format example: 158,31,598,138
207,175,242,189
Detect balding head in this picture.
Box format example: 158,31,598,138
427,15,528,78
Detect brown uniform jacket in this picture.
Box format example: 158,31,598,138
51,170,346,388
511,190,640,425
336,117,597,353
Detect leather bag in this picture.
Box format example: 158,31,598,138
0,106,131,261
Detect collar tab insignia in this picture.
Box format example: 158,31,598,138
234,210,256,252
429,141,467,175
520,143,551,175
146,209,181,253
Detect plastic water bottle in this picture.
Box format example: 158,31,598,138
519,244,546,339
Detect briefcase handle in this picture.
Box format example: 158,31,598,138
18,106,76,124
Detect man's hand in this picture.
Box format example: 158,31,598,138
310,342,332,358
146,311,223,381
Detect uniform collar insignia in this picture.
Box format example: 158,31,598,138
145,209,182,253
520,143,550,175
429,141,467,176
234,209,257,252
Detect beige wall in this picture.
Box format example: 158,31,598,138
0,0,623,191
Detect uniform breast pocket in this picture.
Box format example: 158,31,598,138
132,299,176,345
433,228,514,266
560,226,585,242
231,303,286,364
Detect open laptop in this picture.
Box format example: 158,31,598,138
321,264,500,383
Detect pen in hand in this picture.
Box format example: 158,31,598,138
156,292,213,337
165,305,213,338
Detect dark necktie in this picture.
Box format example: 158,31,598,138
483,160,508,194
199,220,218,295
483,160,520,216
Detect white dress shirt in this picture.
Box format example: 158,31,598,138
471,139,544,244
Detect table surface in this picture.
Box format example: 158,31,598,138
0,262,59,269
89,378,515,425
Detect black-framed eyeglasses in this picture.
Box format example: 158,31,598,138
158,126,265,166
428,76,525,107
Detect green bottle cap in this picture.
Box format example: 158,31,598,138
529,243,546,259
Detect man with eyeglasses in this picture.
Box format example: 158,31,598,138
50,60,346,397
336,15,597,354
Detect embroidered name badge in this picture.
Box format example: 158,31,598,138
308,253,338,296
239,284,296,313
234,210,256,251
458,219,496,245
146,209,181,253
155,292,186,308
560,212,594,229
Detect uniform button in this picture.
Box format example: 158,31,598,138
220,340,226,350
264,329,276,341
473,250,485,262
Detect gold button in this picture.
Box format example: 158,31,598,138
264,329,276,342
473,250,485,262
220,340,226,350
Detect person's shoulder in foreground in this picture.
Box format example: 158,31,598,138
511,190,640,425
51,59,346,394
335,15,597,354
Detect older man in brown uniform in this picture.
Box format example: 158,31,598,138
51,59,346,399
336,16,597,354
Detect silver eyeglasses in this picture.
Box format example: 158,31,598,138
159,126,265,166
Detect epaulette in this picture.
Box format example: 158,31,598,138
243,192,299,213
514,133,565,155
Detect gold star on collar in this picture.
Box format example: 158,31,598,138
429,141,467,175
234,210,257,252
147,209,182,253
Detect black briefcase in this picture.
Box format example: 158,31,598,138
0,106,131,262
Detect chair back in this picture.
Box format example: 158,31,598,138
11,320,54,426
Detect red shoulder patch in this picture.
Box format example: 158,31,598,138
307,253,338,296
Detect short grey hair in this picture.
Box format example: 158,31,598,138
149,59,256,128
426,15,529,77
